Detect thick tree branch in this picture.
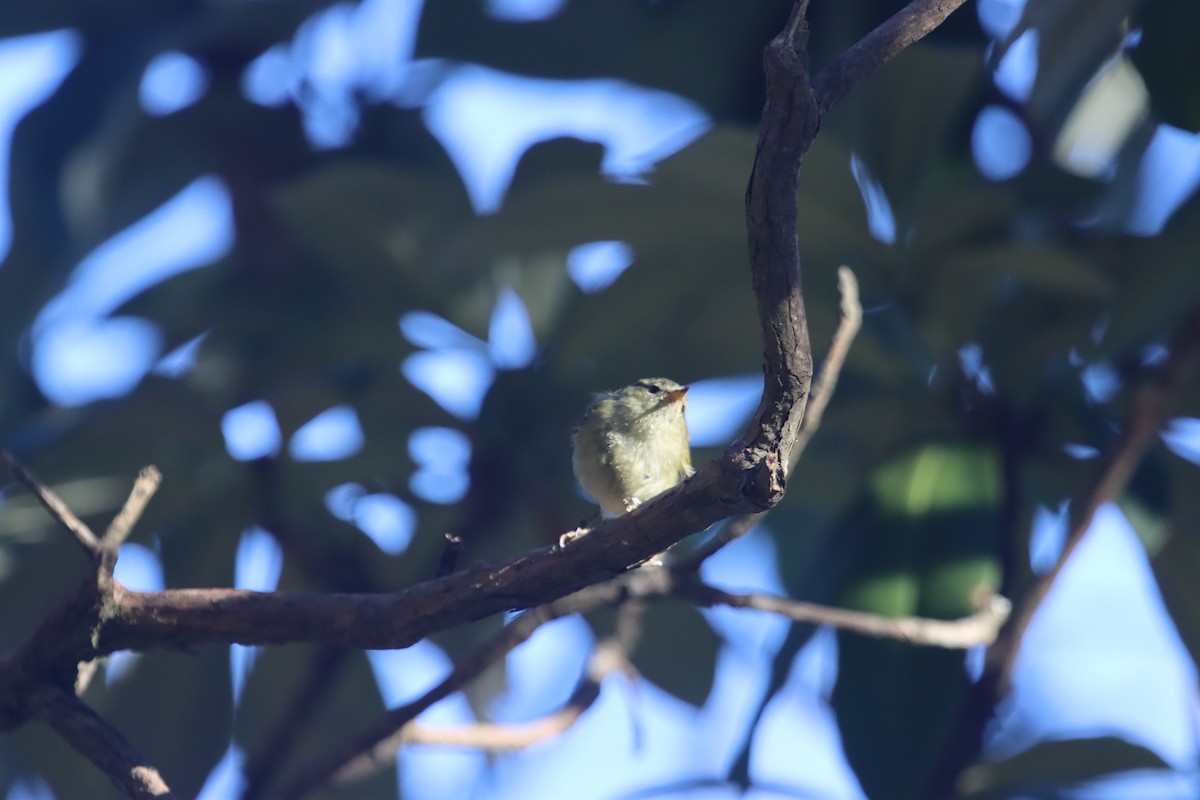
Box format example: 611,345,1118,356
0,468,727,715
0,463,166,796
733,0,969,512
738,1,818,508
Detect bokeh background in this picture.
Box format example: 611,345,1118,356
1,0,1199,798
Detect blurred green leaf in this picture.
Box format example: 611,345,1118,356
1130,0,1200,132
832,442,1003,798
1150,531,1200,671
92,648,233,799
1119,451,1172,554
0,1,182,38
834,637,969,800
1146,448,1200,668
957,735,1170,798
825,44,984,230
997,0,1142,137
628,600,720,708
235,647,396,800
416,0,790,123
869,441,1001,519
1083,201,1200,360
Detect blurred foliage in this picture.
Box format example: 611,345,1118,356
956,735,1171,798
0,0,1198,799
1131,0,1200,132
834,443,1003,797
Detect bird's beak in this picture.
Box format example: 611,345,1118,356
665,386,689,404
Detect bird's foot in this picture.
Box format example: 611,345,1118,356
558,526,589,549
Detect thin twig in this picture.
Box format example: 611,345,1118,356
0,460,170,795
74,659,102,697
0,449,100,556
293,559,1006,795
354,613,638,758
398,704,592,752
275,570,666,799
929,303,1200,793
993,303,1200,686
316,607,563,786
435,533,464,578
683,582,1011,649
33,686,173,799
104,466,162,547
793,266,862,456
812,0,972,114
684,267,863,566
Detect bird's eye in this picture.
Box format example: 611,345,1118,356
643,384,661,394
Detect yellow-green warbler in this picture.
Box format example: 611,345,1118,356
571,377,694,521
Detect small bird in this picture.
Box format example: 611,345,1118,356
571,377,694,522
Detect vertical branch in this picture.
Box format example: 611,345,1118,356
736,0,970,503
104,466,162,547
736,1,820,507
